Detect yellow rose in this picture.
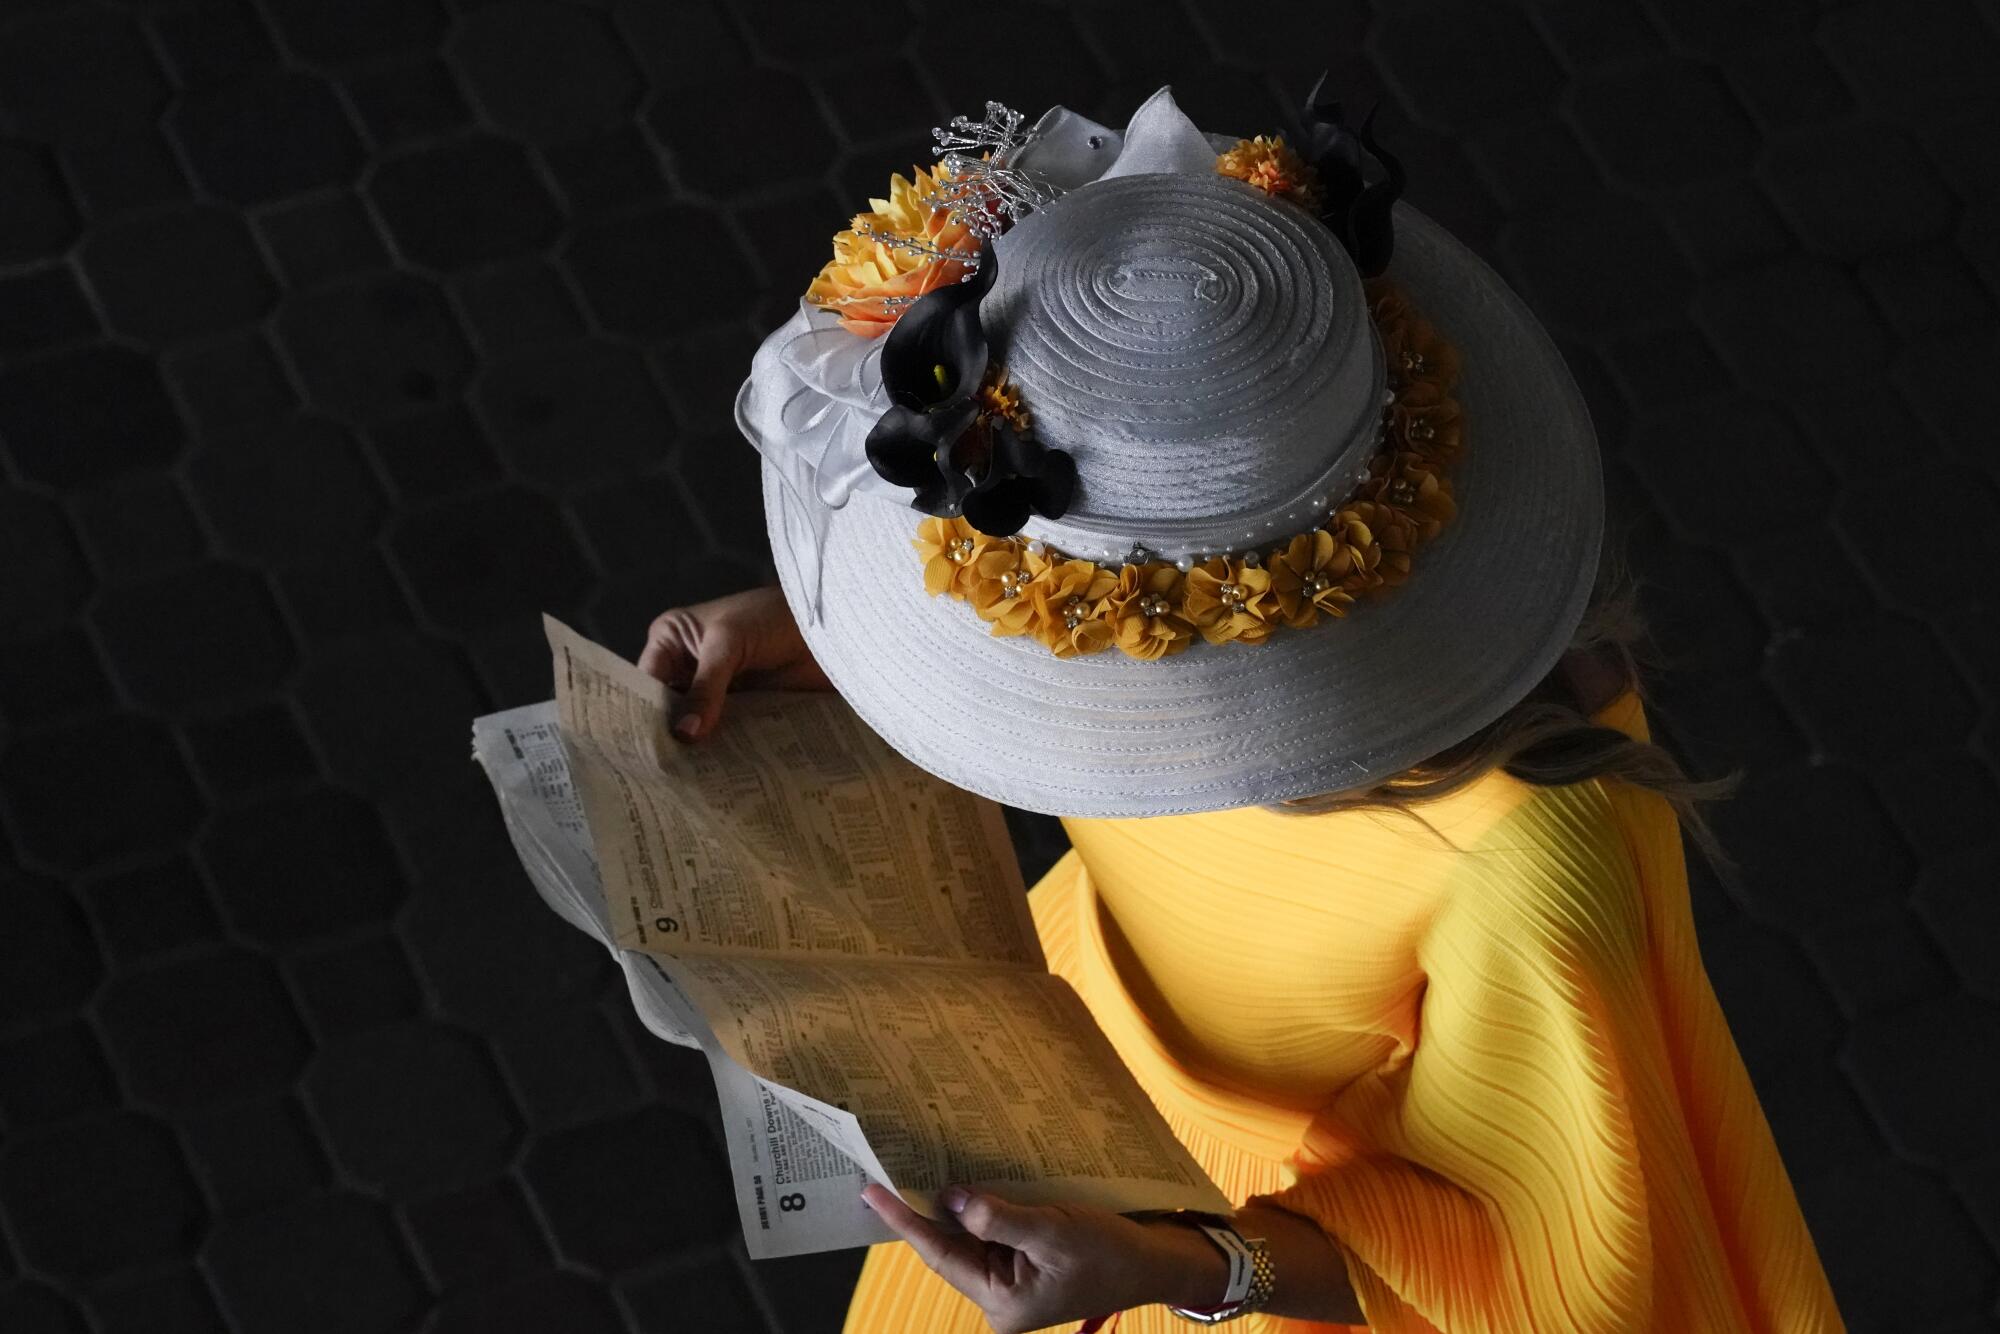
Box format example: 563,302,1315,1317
805,163,977,337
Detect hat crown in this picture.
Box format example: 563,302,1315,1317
984,171,1384,563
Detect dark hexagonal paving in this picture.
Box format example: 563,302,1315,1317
0,2,1994,1332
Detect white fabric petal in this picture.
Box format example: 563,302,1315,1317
1100,86,1223,179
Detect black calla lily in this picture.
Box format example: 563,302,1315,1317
865,239,998,514
1289,72,1405,278
960,419,1077,537
864,238,1077,534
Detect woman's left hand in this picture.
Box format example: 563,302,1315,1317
860,1182,1212,1333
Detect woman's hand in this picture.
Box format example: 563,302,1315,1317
638,585,834,741
859,1183,1224,1333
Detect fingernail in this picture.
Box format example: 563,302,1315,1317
859,1190,875,1210
941,1186,969,1214
674,715,702,741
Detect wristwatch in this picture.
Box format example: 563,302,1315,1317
1162,1212,1275,1324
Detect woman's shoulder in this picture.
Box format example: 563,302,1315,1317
1590,682,1651,744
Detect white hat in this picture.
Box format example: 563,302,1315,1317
736,86,1602,819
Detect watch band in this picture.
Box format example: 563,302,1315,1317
1164,1215,1274,1324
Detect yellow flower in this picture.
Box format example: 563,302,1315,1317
1105,562,1194,660
913,516,994,598
1388,380,1462,463
1269,530,1361,629
1343,501,1418,590
1379,307,1458,391
968,544,1042,636
1182,556,1278,645
1024,558,1120,658
805,162,977,337
1380,457,1457,542
1215,135,1323,213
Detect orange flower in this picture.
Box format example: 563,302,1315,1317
1215,135,1323,213
1379,305,1459,392
1380,457,1457,541
1388,380,1462,463
805,162,977,336
976,366,1031,433
1105,562,1195,660
1182,556,1278,646
1343,501,1418,589
913,516,994,598
968,544,1043,636
1025,558,1121,657
1269,530,1362,629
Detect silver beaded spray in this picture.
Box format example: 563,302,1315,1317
929,100,1063,252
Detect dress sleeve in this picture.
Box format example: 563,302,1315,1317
1245,778,1845,1334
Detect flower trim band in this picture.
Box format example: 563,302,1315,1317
911,277,1461,660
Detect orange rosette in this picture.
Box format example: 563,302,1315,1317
805,162,977,337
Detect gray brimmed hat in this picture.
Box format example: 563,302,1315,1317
736,86,1603,819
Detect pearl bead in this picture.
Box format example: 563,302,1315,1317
1175,555,1195,572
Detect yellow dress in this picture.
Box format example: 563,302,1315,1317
841,688,1847,1333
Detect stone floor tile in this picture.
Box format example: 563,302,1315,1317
0,344,183,488
0,1112,203,1281
1570,57,1758,187
259,0,446,67
366,133,564,273
84,1266,225,1334
1372,0,1560,131
166,70,362,205
1842,993,2000,1164
431,1271,627,1334
96,949,309,1110
0,142,78,264
274,271,473,424
202,1192,426,1334
0,265,96,360
199,787,406,944
76,857,225,971
471,339,673,489
0,714,203,872
448,0,640,143
179,1096,329,1215
303,1021,519,1196
78,204,272,346
625,1253,771,1334
521,1106,733,1272
403,1176,550,1290
88,562,295,711
342,57,475,150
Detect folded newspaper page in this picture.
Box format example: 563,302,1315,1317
470,616,1229,1257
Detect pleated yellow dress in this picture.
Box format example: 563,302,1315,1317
841,688,1847,1333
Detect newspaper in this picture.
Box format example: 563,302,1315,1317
470,616,1229,1258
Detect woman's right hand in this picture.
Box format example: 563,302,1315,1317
637,585,834,742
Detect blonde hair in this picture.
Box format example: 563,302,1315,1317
1274,527,1744,884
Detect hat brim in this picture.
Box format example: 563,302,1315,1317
759,202,1603,819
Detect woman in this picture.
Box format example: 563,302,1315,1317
656,88,1846,1332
